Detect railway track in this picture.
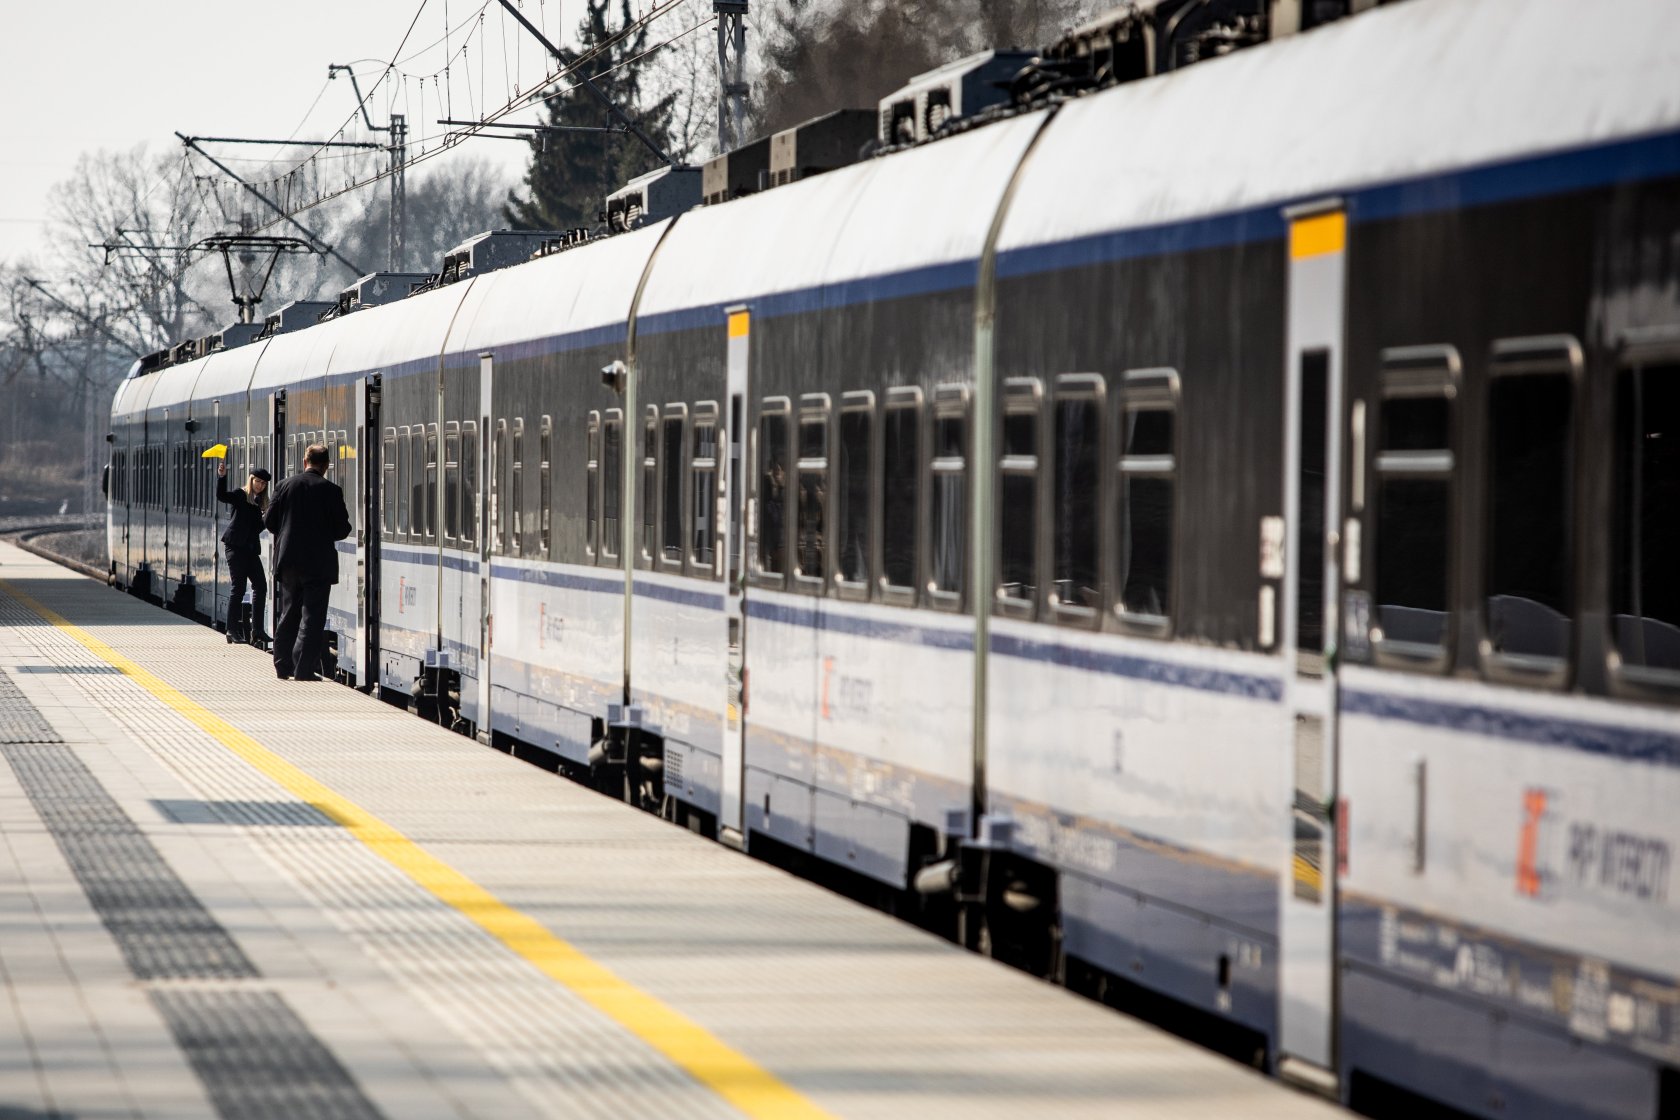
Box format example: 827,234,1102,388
0,514,107,581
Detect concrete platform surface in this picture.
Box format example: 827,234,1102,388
0,541,1345,1120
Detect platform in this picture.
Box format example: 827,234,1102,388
0,540,1344,1119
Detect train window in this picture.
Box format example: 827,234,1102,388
397,427,411,534
662,410,687,566
1370,347,1459,668
1611,351,1680,689
608,411,628,564
835,393,874,594
382,429,398,537
1052,376,1104,621
795,396,830,586
585,412,600,559
493,419,508,554
880,389,921,602
601,411,623,562
691,405,719,572
444,423,461,542
1116,368,1179,631
641,408,658,562
461,421,479,547
928,384,968,609
997,378,1041,618
510,418,524,556
755,402,790,579
425,423,439,542
1484,336,1580,680
339,431,355,526
539,416,552,558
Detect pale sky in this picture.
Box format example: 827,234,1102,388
0,0,595,268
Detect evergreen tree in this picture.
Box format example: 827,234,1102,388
504,0,677,231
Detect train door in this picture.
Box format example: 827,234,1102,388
211,399,223,615
720,307,751,844
1277,201,1347,1089
116,423,131,585
161,407,175,599
475,354,494,740
266,389,287,641
359,375,381,689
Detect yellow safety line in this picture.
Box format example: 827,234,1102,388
0,577,833,1120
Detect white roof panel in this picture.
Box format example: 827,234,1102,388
324,281,472,379
193,337,274,407
146,354,212,415
448,222,668,358
249,314,340,393
638,112,1048,324
998,0,1680,257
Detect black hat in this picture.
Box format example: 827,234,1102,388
250,467,272,482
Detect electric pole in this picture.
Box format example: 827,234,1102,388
715,0,749,152
329,65,408,271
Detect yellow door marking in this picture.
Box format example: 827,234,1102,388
727,310,751,339
1292,853,1323,894
1289,211,1346,260
0,577,833,1120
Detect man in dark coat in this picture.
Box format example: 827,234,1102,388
264,444,352,680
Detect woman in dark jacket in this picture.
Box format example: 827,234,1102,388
217,462,272,645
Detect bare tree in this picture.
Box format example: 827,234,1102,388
641,0,723,163
750,0,1098,138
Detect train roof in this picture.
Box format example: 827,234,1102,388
637,110,1047,327
997,0,1680,260
317,281,472,384
448,220,669,362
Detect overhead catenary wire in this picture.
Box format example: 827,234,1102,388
146,0,694,300
235,0,692,224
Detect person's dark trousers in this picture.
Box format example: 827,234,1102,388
224,547,267,642
273,572,331,680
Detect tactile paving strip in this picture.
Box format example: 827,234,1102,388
150,990,384,1120
0,738,259,981
0,667,62,743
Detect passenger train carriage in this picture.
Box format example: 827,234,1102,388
104,0,1680,1115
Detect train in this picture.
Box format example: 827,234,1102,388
103,0,1680,1115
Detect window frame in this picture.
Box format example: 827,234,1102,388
878,386,923,608
460,420,479,547
424,422,439,543
443,421,462,544
995,377,1043,621
539,415,552,559
585,411,600,560
1112,367,1180,637
750,397,792,589
834,390,876,602
641,405,658,565
689,401,721,578
510,417,524,557
792,393,832,595
492,418,508,554
1480,334,1582,690
1607,327,1680,703
382,427,398,537
396,425,412,536
600,409,624,564
1369,345,1460,674
1049,373,1106,629
659,403,688,572
926,383,969,613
